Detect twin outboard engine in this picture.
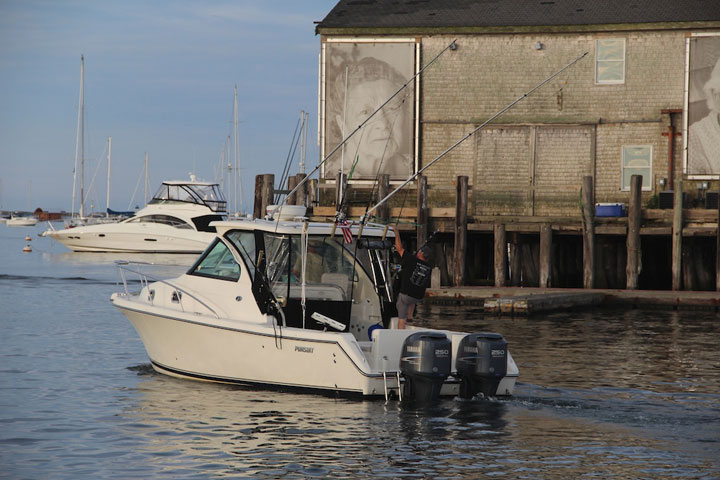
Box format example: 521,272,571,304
400,332,451,402
456,333,508,399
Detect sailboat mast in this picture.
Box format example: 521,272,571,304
233,85,240,215
226,135,231,204
72,55,83,218
144,152,149,204
79,55,85,219
106,136,112,217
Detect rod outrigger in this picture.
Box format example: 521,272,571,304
268,39,459,220
361,51,589,224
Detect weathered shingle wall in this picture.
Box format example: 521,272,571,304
418,30,688,215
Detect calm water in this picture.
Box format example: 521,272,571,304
1,223,719,479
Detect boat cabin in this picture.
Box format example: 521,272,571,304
197,220,398,340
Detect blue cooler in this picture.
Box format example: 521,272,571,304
595,203,627,217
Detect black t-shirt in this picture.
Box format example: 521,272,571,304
399,250,432,300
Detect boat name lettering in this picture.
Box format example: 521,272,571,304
295,346,314,354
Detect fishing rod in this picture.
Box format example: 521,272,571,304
361,51,590,223
268,39,458,220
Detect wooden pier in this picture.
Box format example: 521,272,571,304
255,173,720,295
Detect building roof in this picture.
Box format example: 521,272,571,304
316,0,720,33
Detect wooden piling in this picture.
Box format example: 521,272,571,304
294,173,307,206
454,176,468,287
539,223,552,288
717,184,720,292
715,185,720,292
261,173,274,218
626,174,642,289
376,174,390,223
582,176,595,289
494,223,507,287
287,176,298,205
308,179,318,208
509,233,521,286
417,175,428,248
672,181,683,291
253,174,264,219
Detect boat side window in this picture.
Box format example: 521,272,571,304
188,239,241,281
225,230,256,280
126,215,193,228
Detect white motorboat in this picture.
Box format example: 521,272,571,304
6,215,39,227
43,177,226,253
111,216,518,401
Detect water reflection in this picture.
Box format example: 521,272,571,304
121,355,718,479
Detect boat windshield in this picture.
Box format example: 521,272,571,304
148,183,227,213
226,230,386,331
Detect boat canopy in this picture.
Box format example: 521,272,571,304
149,182,227,213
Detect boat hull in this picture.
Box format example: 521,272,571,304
116,300,398,396
113,295,517,399
6,218,39,226
49,226,215,253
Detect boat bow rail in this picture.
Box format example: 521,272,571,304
114,260,221,319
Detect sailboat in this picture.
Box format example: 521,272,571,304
6,181,39,226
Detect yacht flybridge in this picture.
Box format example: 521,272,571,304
111,215,518,401
44,178,226,253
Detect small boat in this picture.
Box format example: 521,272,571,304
22,244,32,252
111,215,518,401
6,215,39,227
43,176,227,253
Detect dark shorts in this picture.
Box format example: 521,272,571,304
396,292,423,319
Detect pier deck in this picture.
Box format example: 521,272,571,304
425,286,720,313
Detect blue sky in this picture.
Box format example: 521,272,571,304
0,0,337,213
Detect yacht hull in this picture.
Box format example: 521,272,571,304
49,226,215,253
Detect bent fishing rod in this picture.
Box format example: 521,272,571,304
361,51,589,224
268,39,458,220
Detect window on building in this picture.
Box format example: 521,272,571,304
622,145,652,191
596,39,625,84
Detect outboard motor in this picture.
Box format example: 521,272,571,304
400,332,451,402
456,333,508,399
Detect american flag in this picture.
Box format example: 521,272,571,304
338,219,353,244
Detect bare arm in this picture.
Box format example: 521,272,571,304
391,225,404,257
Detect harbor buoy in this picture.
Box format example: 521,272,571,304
22,244,32,252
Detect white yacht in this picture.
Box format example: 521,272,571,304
6,215,39,227
111,215,518,401
44,178,226,253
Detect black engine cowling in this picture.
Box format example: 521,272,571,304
400,332,451,402
456,333,508,399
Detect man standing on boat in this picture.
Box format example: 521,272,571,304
391,225,432,329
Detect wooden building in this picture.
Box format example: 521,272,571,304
261,1,720,291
